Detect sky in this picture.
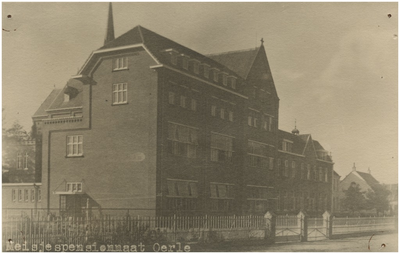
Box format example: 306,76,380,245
2,2,398,184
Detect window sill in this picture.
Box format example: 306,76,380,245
65,155,84,158
112,68,129,72
112,102,128,106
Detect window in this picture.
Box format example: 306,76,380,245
307,164,311,180
247,186,269,214
113,57,128,70
212,69,219,82
38,189,41,202
180,96,186,108
166,180,198,211
170,54,178,65
220,108,225,119
228,111,234,122
301,163,305,179
17,153,23,169
168,92,175,105
230,78,236,89
190,99,197,111
12,189,16,202
284,160,289,177
66,182,83,193
182,56,189,70
203,65,209,78
211,105,217,116
263,120,268,130
292,161,296,178
247,141,269,168
67,135,83,157
210,183,234,211
319,167,323,181
254,118,258,127
112,83,128,104
60,195,66,212
292,161,296,169
222,74,228,86
192,61,199,74
269,157,274,170
268,116,273,131
18,189,22,202
325,168,328,182
24,189,29,202
24,153,28,169
211,133,233,162
31,189,35,202
167,123,198,158
282,140,293,152
314,166,318,181
248,116,253,126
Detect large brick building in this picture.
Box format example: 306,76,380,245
32,4,335,216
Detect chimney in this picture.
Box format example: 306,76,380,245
352,162,356,172
104,3,115,45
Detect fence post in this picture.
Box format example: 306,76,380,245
322,211,332,239
264,211,276,244
297,210,307,242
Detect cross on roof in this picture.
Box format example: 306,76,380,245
260,38,264,45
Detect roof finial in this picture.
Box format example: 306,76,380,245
352,162,356,172
104,2,115,46
260,38,264,45
292,119,299,135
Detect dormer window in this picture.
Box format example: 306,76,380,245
66,182,83,193
222,73,228,86
212,68,219,82
282,139,293,152
64,94,70,102
171,54,178,65
113,56,128,70
191,60,200,74
229,77,237,89
203,64,210,78
181,55,189,70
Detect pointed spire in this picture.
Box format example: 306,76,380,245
292,119,299,135
104,2,115,46
260,38,264,45
352,163,356,172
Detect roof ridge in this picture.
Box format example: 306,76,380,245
206,47,260,56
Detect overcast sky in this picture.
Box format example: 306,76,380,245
2,2,398,184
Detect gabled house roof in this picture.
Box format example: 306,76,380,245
356,171,379,187
47,79,83,111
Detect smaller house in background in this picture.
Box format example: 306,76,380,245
332,170,341,212
386,183,398,216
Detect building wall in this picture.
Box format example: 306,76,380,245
40,48,159,215
2,183,42,209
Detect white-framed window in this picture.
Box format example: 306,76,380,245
112,83,128,104
31,189,35,202
168,92,175,105
220,108,225,119
192,61,200,74
247,141,269,168
254,117,258,127
211,133,233,162
66,182,83,193
213,69,219,82
182,56,189,70
284,160,289,177
307,164,311,180
269,157,274,170
113,56,128,70
167,180,198,198
282,140,293,152
247,186,269,213
325,168,328,182
248,116,253,126
67,135,83,157
268,116,273,131
38,189,41,202
211,105,217,116
24,189,29,202
180,96,186,108
222,74,228,86
230,78,236,89
228,111,234,122
17,153,23,169
24,153,28,169
167,123,198,158
18,189,22,202
203,65,210,78
12,189,16,202
263,119,268,130
190,99,197,111
210,183,234,199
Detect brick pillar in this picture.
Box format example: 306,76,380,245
323,210,333,239
264,211,276,244
297,210,308,242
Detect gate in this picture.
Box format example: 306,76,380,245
275,214,301,243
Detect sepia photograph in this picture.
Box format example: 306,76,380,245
2,2,398,252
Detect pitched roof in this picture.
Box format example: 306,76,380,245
33,89,62,117
96,25,248,79
207,47,260,79
312,140,325,150
356,171,379,187
278,129,308,155
47,79,84,111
